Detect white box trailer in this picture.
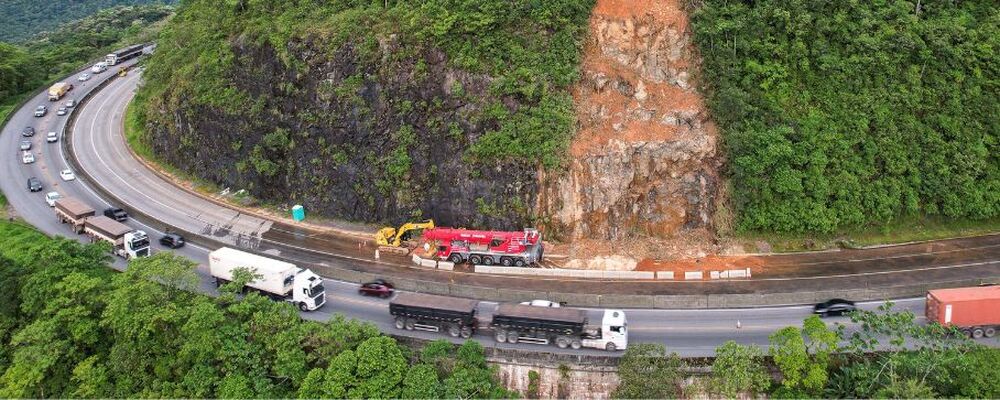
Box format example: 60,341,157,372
208,247,325,311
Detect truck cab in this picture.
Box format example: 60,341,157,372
582,310,628,351
291,270,325,311
123,231,151,259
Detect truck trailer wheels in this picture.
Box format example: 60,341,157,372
985,327,996,338
448,325,461,337
556,337,569,349
448,254,463,264
495,330,507,343
972,328,985,339
394,317,405,330
570,339,582,350
460,326,473,339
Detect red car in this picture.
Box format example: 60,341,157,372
359,279,394,298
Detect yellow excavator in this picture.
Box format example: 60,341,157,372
375,219,434,247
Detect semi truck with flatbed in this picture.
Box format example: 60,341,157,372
83,215,150,259
388,294,627,351
208,247,326,311
926,286,1000,338
54,197,95,233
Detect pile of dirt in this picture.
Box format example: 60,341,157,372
539,0,727,264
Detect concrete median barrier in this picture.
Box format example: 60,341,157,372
684,271,704,281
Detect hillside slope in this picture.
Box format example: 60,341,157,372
0,0,175,42
135,0,593,229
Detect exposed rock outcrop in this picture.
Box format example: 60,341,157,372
540,0,723,259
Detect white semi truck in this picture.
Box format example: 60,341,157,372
208,247,326,311
83,215,150,259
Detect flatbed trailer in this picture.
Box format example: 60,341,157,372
490,304,628,351
389,292,478,338
54,197,95,233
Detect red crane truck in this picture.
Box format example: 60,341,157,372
422,227,543,266
926,286,1000,339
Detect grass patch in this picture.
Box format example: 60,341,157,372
736,216,1000,253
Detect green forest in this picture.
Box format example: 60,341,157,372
614,307,1000,399
692,0,999,233
0,5,173,122
0,0,176,43
0,221,513,398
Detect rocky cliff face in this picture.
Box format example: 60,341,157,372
144,36,538,229
540,0,722,258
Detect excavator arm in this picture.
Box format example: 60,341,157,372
375,219,435,247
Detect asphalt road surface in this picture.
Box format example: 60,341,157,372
2,62,996,357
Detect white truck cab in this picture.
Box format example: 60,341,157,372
122,230,151,259
582,309,628,351
91,62,108,73
292,270,326,311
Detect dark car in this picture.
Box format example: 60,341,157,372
27,177,43,192
159,233,186,249
359,279,395,298
103,207,128,221
814,299,857,317
22,127,35,137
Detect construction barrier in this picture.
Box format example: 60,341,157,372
437,261,454,271
684,271,704,281
419,259,437,268
656,271,675,280
473,266,656,280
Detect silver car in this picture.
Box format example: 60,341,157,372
19,140,32,151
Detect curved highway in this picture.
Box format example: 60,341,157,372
2,62,996,357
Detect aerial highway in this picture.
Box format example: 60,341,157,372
2,60,997,357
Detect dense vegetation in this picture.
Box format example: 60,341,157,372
0,0,175,43
691,0,999,233
0,5,173,122
615,306,1000,399
134,0,592,227
0,221,514,398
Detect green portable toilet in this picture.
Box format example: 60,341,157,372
292,205,305,221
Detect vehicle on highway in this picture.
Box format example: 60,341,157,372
78,73,91,81
34,105,47,117
521,299,562,308
60,169,76,181
45,191,63,207
84,216,150,259
208,247,326,311
159,233,186,249
103,207,128,221
48,82,72,101
47,131,59,143
19,140,32,151
926,286,1000,338
54,197,95,233
359,280,395,298
26,177,43,192
65,99,76,108
106,44,145,65
423,227,544,266
389,293,628,351
57,107,68,116
91,62,108,73
813,298,856,317
22,127,35,137
21,151,35,164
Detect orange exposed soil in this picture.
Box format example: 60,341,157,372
539,0,727,265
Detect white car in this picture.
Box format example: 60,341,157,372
21,151,35,164
45,192,62,207
59,169,75,181
78,73,91,81
520,299,561,308
47,131,58,143
65,99,76,108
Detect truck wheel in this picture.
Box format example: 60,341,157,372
556,338,569,349
985,327,996,338
500,257,512,266
394,317,405,330
469,255,482,265
214,278,222,288
571,340,581,350
514,259,526,267
962,329,972,338
973,328,985,339
404,319,415,330
449,254,463,264
448,325,461,337
495,330,507,343
606,342,617,352
298,302,309,312
507,331,519,344
460,326,473,339
482,256,494,265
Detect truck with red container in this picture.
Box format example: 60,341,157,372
925,286,1000,339
422,227,543,266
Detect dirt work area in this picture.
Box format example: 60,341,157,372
539,0,729,264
